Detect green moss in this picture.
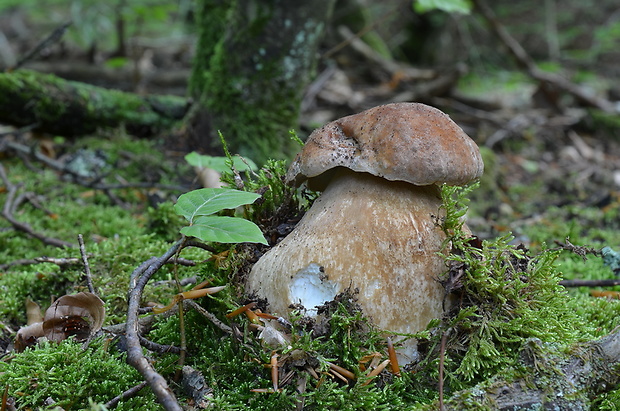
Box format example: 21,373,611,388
424,185,596,392
0,339,159,410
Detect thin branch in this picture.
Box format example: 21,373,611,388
0,256,81,271
78,234,96,294
0,163,75,248
552,237,600,261
560,279,620,288
139,335,182,355
185,300,232,334
12,21,72,70
104,381,148,409
439,331,449,411
125,240,184,411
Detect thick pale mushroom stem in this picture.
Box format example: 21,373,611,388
247,168,450,338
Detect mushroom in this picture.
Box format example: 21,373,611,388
247,103,483,357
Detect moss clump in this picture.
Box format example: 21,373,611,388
0,339,159,410
412,184,596,393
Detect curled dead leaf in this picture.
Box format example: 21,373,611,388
14,292,105,352
15,322,44,353
25,298,43,325
42,292,105,342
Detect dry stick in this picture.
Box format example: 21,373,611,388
560,279,620,288
126,240,184,411
185,300,233,334
12,21,72,70
438,331,449,411
77,234,96,294
0,256,81,271
472,0,616,113
139,335,182,354
0,163,75,248
173,239,188,382
104,381,148,409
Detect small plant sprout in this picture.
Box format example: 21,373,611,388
174,187,267,245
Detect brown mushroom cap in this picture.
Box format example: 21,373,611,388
286,102,483,190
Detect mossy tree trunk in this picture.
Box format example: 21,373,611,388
188,0,336,164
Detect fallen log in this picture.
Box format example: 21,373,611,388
0,69,190,137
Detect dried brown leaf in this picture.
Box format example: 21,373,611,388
42,292,105,342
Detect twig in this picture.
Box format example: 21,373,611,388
12,21,72,70
472,0,617,113
438,331,449,411
0,256,81,271
552,237,600,261
185,300,232,334
183,239,218,253
560,279,620,288
78,234,96,294
126,240,184,411
104,381,148,409
0,163,75,248
173,240,188,382
139,335,182,354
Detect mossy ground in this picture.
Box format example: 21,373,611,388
1,126,620,409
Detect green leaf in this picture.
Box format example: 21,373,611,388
180,216,267,245
184,152,257,173
414,0,471,14
174,188,261,222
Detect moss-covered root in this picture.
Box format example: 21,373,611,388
444,335,620,409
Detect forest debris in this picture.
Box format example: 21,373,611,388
11,21,71,71
14,292,105,352
181,366,213,408
472,0,617,113
125,240,184,411
552,237,600,261
42,292,105,343
336,25,436,83
0,162,75,248
104,381,148,410
590,290,620,299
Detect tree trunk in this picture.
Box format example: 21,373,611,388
0,70,189,137
188,0,336,164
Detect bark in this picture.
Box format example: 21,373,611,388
0,69,189,137
188,0,336,164
445,334,620,409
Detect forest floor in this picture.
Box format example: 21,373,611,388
1,10,620,410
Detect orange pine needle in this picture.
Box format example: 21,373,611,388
191,278,213,291
226,302,257,318
255,312,279,320
362,359,391,386
270,353,279,391
387,337,401,377
591,290,620,299
181,285,226,300
327,362,355,380
244,309,261,324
